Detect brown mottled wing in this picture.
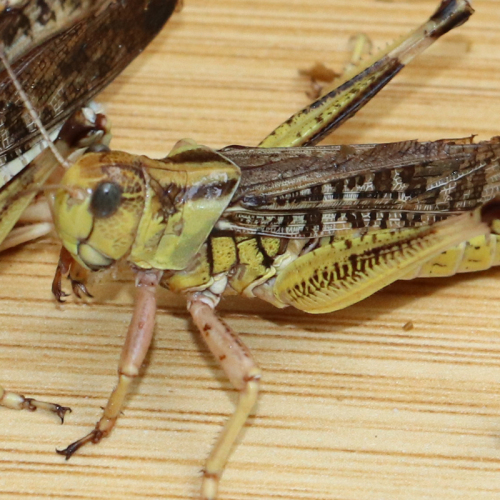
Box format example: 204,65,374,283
0,0,105,64
219,138,500,238
0,0,178,168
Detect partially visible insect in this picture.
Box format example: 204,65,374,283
2,0,500,499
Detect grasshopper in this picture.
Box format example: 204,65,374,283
2,0,500,499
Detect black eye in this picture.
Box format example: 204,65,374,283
90,182,122,218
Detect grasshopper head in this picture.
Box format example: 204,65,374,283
54,141,241,272
54,150,148,270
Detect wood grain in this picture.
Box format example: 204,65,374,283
2,0,500,498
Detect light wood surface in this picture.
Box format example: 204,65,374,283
2,1,500,498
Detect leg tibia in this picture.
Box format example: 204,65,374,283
189,298,261,500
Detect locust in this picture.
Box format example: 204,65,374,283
1,0,499,498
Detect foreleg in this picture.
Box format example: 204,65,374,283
56,270,161,458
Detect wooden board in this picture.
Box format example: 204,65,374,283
2,0,500,498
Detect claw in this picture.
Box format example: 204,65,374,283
54,290,70,303
71,280,93,299
54,404,72,424
56,429,103,460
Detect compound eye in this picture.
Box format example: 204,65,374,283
90,182,122,219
